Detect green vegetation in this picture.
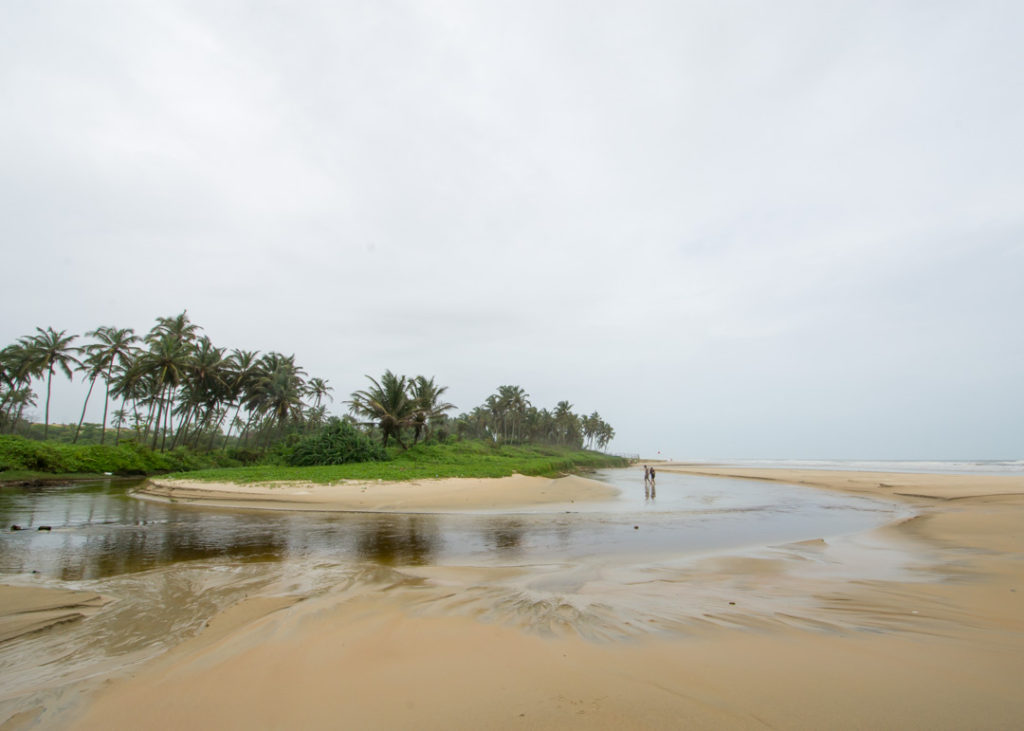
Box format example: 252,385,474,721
1,310,622,482
285,419,386,466
168,440,628,484
0,434,241,480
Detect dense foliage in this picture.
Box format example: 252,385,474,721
284,419,386,466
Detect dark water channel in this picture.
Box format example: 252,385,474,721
0,468,908,581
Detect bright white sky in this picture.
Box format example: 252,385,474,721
2,1,1021,458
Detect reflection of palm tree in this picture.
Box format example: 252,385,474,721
354,516,439,565
22,327,80,439
488,519,524,552
348,371,415,448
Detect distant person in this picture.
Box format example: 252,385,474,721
643,465,650,487
649,467,656,487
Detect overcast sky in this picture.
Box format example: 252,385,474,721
2,1,1021,459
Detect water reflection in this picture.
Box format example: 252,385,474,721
353,516,441,565
486,519,525,555
0,471,907,581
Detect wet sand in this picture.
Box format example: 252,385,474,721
6,468,1024,729
0,586,110,644
138,473,619,512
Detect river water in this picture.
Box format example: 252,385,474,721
0,467,907,581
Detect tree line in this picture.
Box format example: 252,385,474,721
0,311,615,455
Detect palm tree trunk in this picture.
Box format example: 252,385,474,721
73,376,98,444
44,367,53,440
151,385,166,450
222,403,241,450
99,363,114,445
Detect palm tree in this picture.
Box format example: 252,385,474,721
141,333,192,450
21,327,81,439
111,408,127,446
72,347,106,443
245,353,307,447
87,326,139,444
221,349,260,449
348,371,415,449
305,377,333,431
0,344,36,432
306,377,333,410
409,375,455,444
147,310,201,346
553,401,580,447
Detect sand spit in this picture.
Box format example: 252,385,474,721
138,473,619,513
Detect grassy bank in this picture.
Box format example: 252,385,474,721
0,435,241,482
166,441,629,483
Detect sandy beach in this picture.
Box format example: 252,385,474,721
3,467,1023,729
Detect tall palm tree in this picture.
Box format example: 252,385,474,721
348,371,415,449
306,377,333,410
72,347,106,443
409,375,455,444
21,327,80,439
0,344,36,432
303,377,333,431
87,326,139,444
245,353,307,447
147,310,201,346
141,333,192,450
221,349,260,449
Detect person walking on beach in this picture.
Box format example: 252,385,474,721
649,467,656,488
643,465,650,487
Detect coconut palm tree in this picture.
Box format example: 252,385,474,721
21,327,81,440
221,349,260,449
72,347,106,443
409,375,455,444
246,353,307,447
305,377,333,430
147,310,201,346
86,326,139,444
141,333,192,450
348,371,415,449
306,377,333,410
0,344,36,432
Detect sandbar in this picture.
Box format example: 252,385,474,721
137,473,618,512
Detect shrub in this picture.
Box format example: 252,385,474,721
286,419,387,466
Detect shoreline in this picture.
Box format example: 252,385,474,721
4,466,1023,729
